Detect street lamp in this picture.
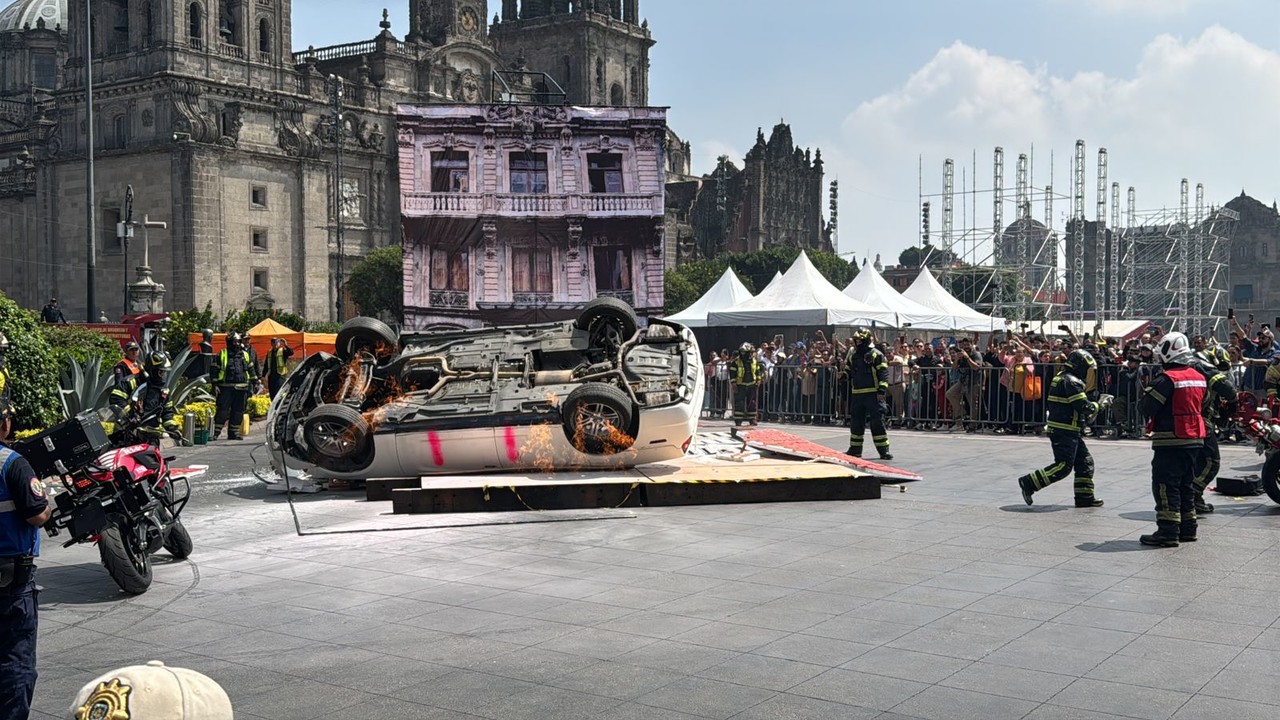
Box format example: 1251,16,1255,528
327,74,346,322
85,0,97,322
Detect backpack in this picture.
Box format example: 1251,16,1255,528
1021,373,1043,402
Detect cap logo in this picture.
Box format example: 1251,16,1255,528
75,679,131,720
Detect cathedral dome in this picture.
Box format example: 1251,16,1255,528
0,0,64,33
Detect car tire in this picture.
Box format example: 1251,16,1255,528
575,297,638,356
1263,451,1280,505
336,317,398,362
303,404,374,471
562,383,636,454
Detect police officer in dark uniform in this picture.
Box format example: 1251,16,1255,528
729,343,760,427
1017,349,1104,507
211,332,259,441
1190,346,1236,514
110,341,144,408
0,400,51,720
844,329,892,460
1140,332,1207,547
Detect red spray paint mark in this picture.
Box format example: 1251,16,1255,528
428,431,444,466
504,427,519,462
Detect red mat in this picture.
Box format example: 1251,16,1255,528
740,428,922,482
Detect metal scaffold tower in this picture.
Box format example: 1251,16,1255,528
916,139,1237,332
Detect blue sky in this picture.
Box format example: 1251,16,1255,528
294,0,1280,266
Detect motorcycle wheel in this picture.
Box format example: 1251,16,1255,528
1263,452,1280,505
99,522,153,595
163,521,194,560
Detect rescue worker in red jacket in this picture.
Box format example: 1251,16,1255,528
1140,332,1207,547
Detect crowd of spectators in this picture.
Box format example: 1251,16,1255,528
702,315,1280,436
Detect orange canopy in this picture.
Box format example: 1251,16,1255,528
189,320,336,361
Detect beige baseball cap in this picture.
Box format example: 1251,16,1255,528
69,661,232,719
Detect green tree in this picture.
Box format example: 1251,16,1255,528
41,324,124,373
726,247,856,292
0,291,62,430
899,241,957,269
946,267,1020,309
663,271,699,315
163,304,220,356
346,245,403,321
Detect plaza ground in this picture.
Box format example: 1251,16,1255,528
30,422,1280,720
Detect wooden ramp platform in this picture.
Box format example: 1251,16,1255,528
371,431,916,514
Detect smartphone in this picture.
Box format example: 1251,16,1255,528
1228,308,1235,319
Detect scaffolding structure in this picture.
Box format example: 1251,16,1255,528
918,141,1238,335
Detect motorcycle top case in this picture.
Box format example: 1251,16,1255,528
14,411,110,478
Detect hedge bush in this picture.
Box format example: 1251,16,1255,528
163,304,220,356
0,292,62,430
42,324,124,373
176,401,217,428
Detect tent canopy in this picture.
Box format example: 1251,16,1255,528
841,266,956,330
666,267,754,328
901,267,1007,332
759,271,783,295
708,251,898,327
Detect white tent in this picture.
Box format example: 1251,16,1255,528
841,265,955,330
901,267,1007,332
759,271,783,294
665,267,754,328
708,251,898,327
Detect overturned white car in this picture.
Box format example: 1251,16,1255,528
265,299,703,480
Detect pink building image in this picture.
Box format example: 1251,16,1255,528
398,104,667,329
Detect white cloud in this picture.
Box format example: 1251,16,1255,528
834,26,1280,266
690,139,745,176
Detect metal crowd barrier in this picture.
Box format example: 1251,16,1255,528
700,360,1246,440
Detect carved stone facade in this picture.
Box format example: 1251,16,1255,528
664,122,832,269
399,104,666,329
0,0,654,321
1224,192,1280,327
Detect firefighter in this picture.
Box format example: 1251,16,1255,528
844,329,892,460
1265,356,1280,403
1017,349,1103,507
729,343,760,427
1140,331,1207,547
1190,346,1237,514
132,351,181,445
264,337,295,399
211,332,258,441
109,341,144,408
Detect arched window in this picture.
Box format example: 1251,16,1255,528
144,2,155,45
609,82,623,106
594,57,603,91
257,18,271,55
188,2,204,47
628,66,639,102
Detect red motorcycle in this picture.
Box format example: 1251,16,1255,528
23,406,195,595
1233,392,1280,505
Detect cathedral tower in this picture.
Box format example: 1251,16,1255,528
408,0,489,46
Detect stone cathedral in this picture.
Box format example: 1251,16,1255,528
0,0,655,321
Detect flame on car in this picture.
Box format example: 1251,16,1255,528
361,375,411,433
520,423,559,473
570,413,634,458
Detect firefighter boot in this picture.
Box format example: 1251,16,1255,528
1194,495,1214,515
1017,474,1034,506
1139,525,1180,548
1179,520,1198,543
1075,496,1104,508
846,446,862,458
878,450,894,461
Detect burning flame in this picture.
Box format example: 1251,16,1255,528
520,423,559,474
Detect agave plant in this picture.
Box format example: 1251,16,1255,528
166,346,214,407
58,355,117,419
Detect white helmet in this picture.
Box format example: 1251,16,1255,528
1155,331,1193,365
740,342,754,353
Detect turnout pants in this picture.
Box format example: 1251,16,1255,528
849,392,889,457
1026,431,1097,500
214,385,249,438
1192,429,1220,499
0,577,37,720
732,384,759,425
1153,446,1199,536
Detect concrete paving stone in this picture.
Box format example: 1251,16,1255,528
334,695,487,719
353,572,451,596
407,561,506,583
1020,621,1140,654
402,604,522,633
119,616,255,651
921,610,1040,640
742,567,838,590
633,676,779,720
649,594,759,621
468,645,599,684
321,620,450,657
1118,633,1249,667
696,652,829,691
883,584,990,610
918,570,1019,594
464,614,583,646
1085,589,1191,615
1052,605,1167,634
613,639,741,674
846,599,955,626
676,560,774,582
546,660,686,700
521,576,634,600
1029,567,1128,593
462,589,575,616
1146,615,1266,647
1173,598,1280,627
756,590,869,616
535,627,662,660
528,599,643,626
1250,627,1280,651
729,693,883,720
959,561,1057,581
751,633,877,666
479,684,624,720
982,636,1113,676
722,602,837,633
407,581,515,607
670,620,790,653
849,564,942,586
1049,677,1194,720
334,594,450,623
788,668,928,711
961,594,1073,621
888,553,973,573
594,701,715,719
889,684,1038,720
1171,694,1280,720
393,668,541,712
1198,648,1280,706
702,580,800,604
1021,705,1134,719
883,626,1013,661
612,569,723,594
803,615,918,646
999,578,1104,605
1085,652,1226,694
809,577,912,600
584,585,691,610
840,646,971,684
938,660,1076,702
594,609,712,639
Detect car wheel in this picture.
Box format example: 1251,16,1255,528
303,404,373,470
575,297,638,356
562,383,635,454
336,317,398,363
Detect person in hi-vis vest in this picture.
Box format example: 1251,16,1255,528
264,337,295,399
